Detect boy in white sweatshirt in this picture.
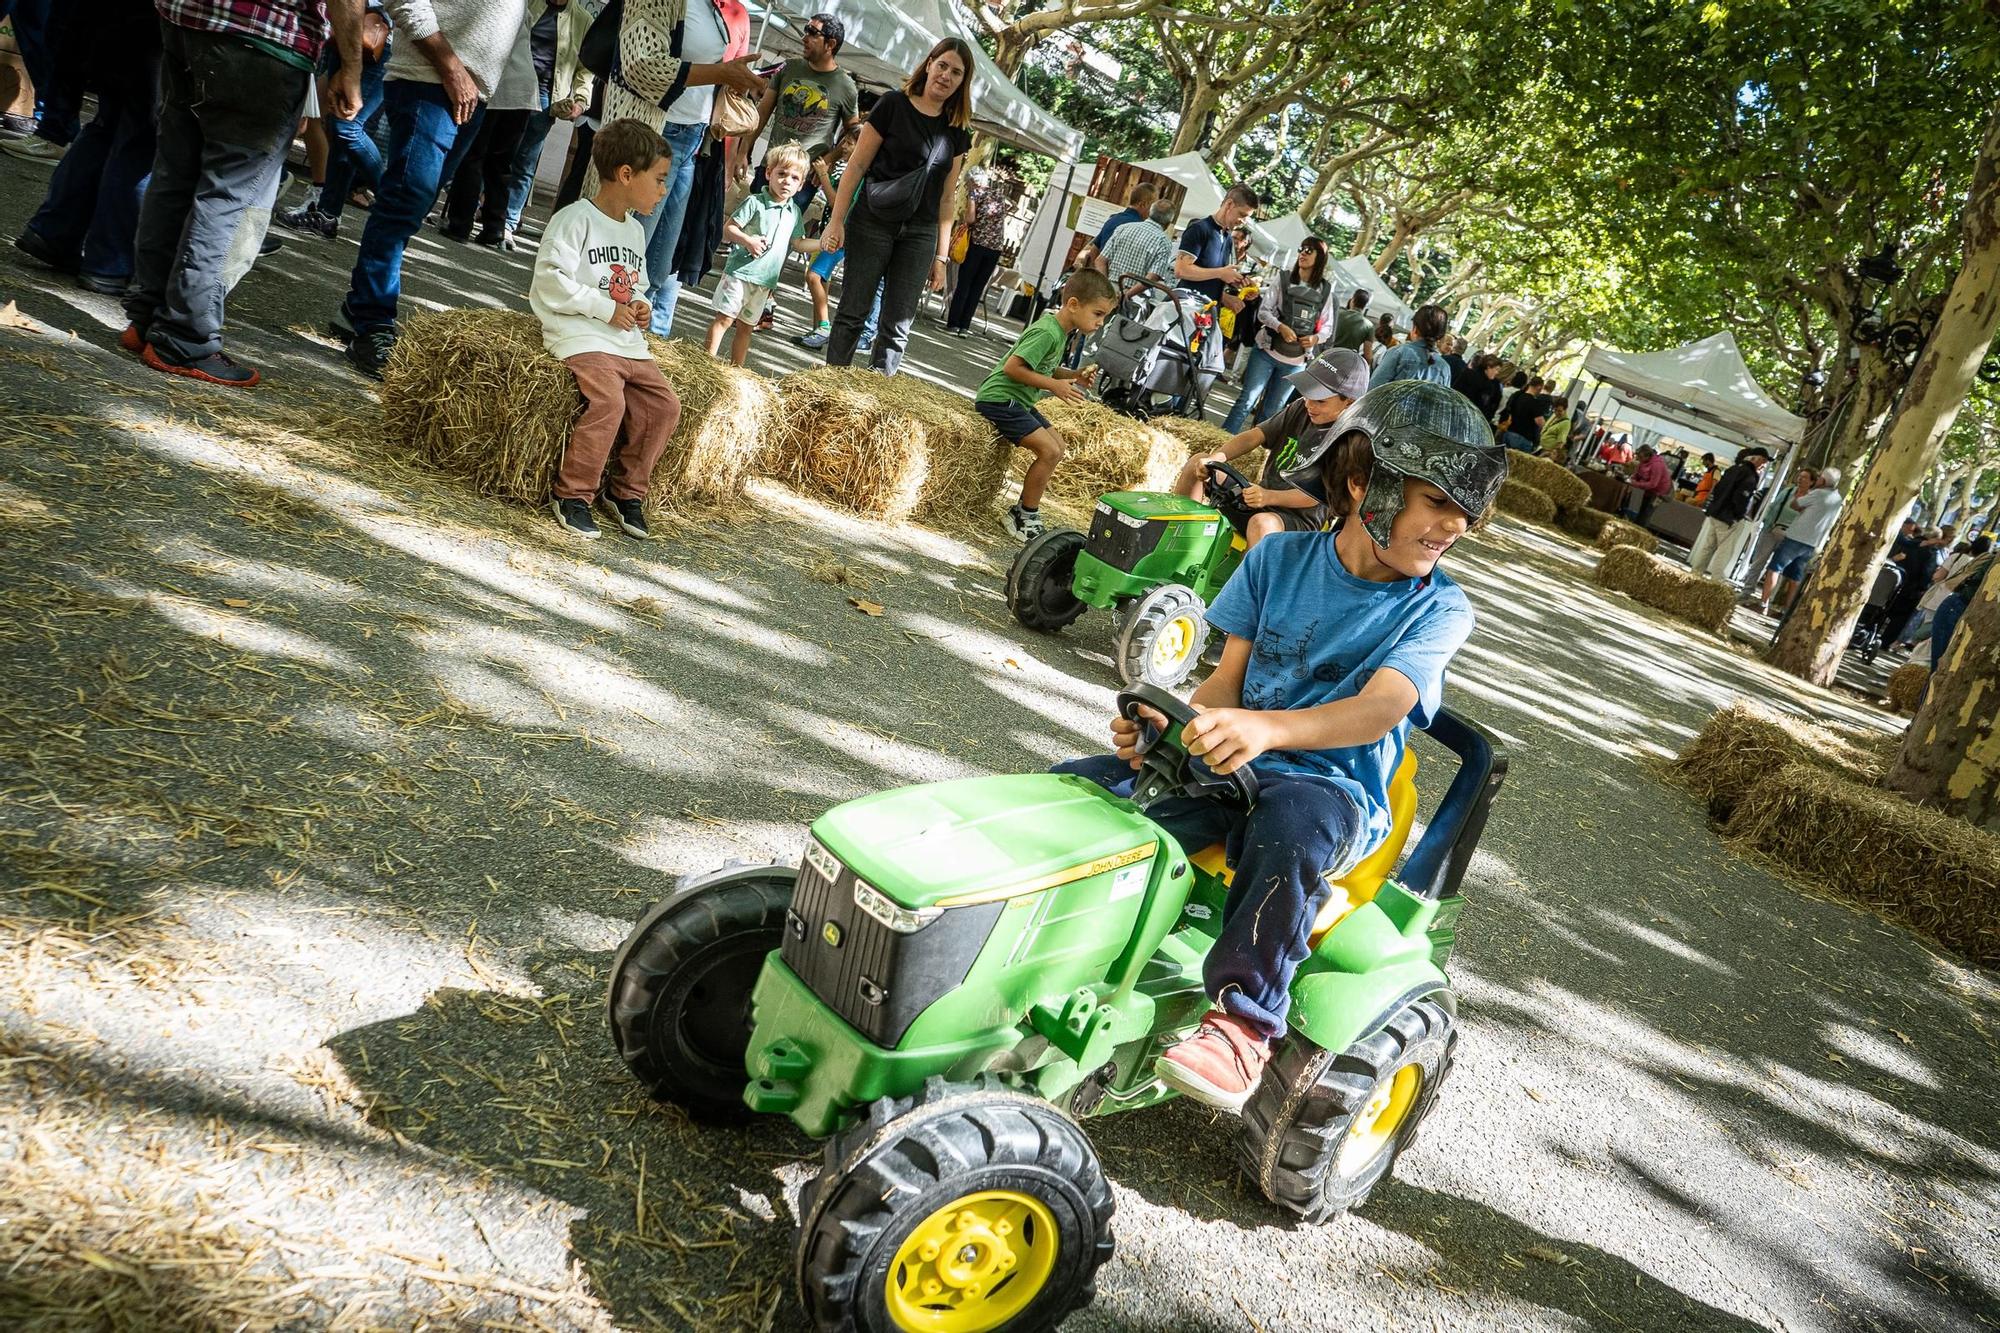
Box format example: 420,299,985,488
530,118,684,541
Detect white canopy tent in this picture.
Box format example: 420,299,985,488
1131,153,1225,224
745,0,1081,159
1579,332,1805,449
1329,257,1413,330
1246,211,1311,268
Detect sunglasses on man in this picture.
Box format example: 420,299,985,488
804,24,828,36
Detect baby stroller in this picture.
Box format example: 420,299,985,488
1849,564,1903,662
1090,274,1222,421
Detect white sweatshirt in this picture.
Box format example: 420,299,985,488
382,0,530,99
530,200,651,362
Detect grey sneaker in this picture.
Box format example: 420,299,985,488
553,498,600,539
277,203,338,239
0,136,66,165
857,333,876,354
1002,505,1043,541
793,324,831,349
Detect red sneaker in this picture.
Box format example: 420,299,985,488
1156,1011,1270,1112
119,324,144,355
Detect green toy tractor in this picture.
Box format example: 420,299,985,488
1006,462,1260,689
607,684,1507,1332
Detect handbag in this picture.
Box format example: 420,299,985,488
861,130,948,222
949,221,969,264
711,86,761,136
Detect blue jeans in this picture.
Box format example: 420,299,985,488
320,53,388,224
1054,754,1367,1040
342,81,485,336
638,119,710,335
5,0,79,144
503,104,558,233
24,68,157,279
1222,346,1298,434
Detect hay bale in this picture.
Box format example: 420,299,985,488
1036,400,1190,507
1593,543,1738,632
1885,662,1929,714
1594,517,1661,555
1505,449,1593,511
1559,506,1616,541
765,367,1005,523
380,309,775,517
1153,415,1235,461
1495,478,1557,525
1670,701,1893,820
1725,762,2000,965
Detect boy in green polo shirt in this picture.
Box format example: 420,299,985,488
976,268,1119,540
705,145,820,366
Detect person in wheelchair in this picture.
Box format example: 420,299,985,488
1059,379,1507,1110
1172,349,1371,548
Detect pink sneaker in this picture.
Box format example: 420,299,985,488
1156,1011,1270,1112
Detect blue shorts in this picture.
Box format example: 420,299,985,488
975,398,1051,445
1766,536,1815,582
809,247,844,280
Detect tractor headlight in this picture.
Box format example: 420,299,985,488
853,879,942,934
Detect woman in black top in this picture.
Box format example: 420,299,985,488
1452,351,1504,423
820,38,973,375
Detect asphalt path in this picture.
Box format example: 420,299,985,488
1,161,1995,1333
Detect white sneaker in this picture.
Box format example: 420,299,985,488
1002,505,1043,541
1,136,67,165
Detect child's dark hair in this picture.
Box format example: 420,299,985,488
1063,268,1116,306
1319,432,1492,531
592,118,670,179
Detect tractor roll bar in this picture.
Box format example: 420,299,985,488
1400,708,1508,901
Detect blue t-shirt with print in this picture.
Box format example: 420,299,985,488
1205,530,1475,851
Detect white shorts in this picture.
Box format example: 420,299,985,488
713,275,773,324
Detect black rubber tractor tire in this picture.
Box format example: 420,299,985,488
1238,996,1456,1222
1007,528,1089,633
606,869,793,1124
1115,584,1209,689
795,1076,1115,1332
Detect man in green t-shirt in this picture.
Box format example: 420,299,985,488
1331,288,1372,351
975,270,1120,540
737,13,860,213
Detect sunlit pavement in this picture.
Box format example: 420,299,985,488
2,162,1996,1333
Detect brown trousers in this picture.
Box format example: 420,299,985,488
557,352,683,502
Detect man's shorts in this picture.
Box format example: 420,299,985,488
1766,535,1815,582
809,247,844,281
713,275,774,324
975,398,1051,445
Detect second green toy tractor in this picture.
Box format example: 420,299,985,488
607,684,1507,1332
1006,461,1259,689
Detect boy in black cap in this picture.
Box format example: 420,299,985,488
1174,348,1372,548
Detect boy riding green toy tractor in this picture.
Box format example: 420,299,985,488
1006,352,1373,690
606,382,1510,1332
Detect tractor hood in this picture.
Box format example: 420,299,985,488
810,774,1163,910
1097,491,1224,525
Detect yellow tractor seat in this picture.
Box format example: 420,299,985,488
1184,749,1420,946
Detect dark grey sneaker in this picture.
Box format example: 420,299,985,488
344,326,397,380
1002,505,1043,541
601,496,650,539
553,498,600,539
277,203,338,239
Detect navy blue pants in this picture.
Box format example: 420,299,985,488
1056,754,1368,1040
25,66,156,280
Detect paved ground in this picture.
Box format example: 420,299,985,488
2,162,1997,1333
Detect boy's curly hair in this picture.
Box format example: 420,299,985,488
1319,430,1493,531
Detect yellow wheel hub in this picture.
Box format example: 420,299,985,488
1336,1064,1421,1175
883,1189,1058,1332
1151,614,1197,671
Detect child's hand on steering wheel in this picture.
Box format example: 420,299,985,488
1181,707,1277,776
1112,703,1168,769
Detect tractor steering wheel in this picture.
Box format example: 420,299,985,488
1202,460,1257,537
1115,684,1260,810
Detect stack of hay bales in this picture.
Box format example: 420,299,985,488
1593,517,1661,555
1495,478,1557,525
1593,543,1738,631
764,367,1009,524
1673,703,1997,965
380,310,774,517
1885,662,1929,714
1504,448,1593,519
1036,400,1191,507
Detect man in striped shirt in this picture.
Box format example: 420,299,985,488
127,0,366,386
1096,198,1179,288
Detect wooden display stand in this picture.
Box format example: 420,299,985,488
1063,155,1184,271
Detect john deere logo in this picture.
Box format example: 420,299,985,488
822,921,843,948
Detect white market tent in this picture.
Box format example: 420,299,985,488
1580,332,1805,449
745,0,1081,158
1329,256,1413,330
1132,152,1225,224
1247,211,1312,267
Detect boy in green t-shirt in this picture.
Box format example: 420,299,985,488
706,145,820,366
976,268,1120,540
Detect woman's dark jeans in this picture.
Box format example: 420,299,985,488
827,201,938,376
946,240,1001,331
